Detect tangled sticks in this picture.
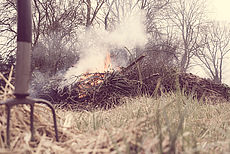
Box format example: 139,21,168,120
46,64,230,111
52,72,141,110
39,53,230,110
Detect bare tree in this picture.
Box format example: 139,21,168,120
32,0,83,45
0,0,83,74
144,0,170,34
82,0,105,28
104,0,115,30
31,0,84,75
0,0,17,57
0,0,83,56
103,0,170,35
195,22,230,83
166,0,206,72
32,33,79,75
103,0,147,30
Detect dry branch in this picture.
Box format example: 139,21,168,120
43,62,230,111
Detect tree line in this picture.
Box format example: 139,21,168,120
0,0,229,84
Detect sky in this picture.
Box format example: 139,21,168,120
211,0,230,85
208,0,230,21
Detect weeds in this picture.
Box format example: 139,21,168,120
1,71,230,153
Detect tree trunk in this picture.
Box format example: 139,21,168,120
86,0,91,28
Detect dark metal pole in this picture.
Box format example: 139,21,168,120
15,0,32,96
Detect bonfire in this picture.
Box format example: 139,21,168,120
35,52,230,111
1,52,230,153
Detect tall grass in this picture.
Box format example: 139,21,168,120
54,93,230,153
1,70,230,153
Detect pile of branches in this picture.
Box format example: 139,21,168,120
179,73,230,102
41,55,230,110
46,72,141,110
123,55,230,102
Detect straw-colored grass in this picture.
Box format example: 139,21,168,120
1,70,230,153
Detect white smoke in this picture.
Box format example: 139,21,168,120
63,10,147,84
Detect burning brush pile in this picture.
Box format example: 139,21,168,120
36,54,230,111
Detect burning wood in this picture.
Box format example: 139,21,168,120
75,72,105,98
37,52,230,111
62,71,140,109
104,52,112,71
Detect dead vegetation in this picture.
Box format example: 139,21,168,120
39,55,230,111
1,68,230,153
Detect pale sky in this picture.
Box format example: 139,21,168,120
210,0,230,86
208,0,230,21
191,0,230,85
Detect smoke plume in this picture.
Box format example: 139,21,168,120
63,10,148,84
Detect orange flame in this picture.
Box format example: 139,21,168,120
77,73,105,98
104,52,112,71
77,52,112,98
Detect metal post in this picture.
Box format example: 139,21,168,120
6,105,11,147
15,0,32,96
30,104,35,141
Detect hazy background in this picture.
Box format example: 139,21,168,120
209,0,230,21
0,0,230,87
192,0,230,85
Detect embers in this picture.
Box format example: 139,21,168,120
76,72,105,98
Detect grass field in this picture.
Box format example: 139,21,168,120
1,89,230,153
1,68,230,153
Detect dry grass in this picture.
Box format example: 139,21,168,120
1,70,230,153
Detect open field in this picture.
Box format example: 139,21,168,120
1,68,230,153
1,88,230,153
